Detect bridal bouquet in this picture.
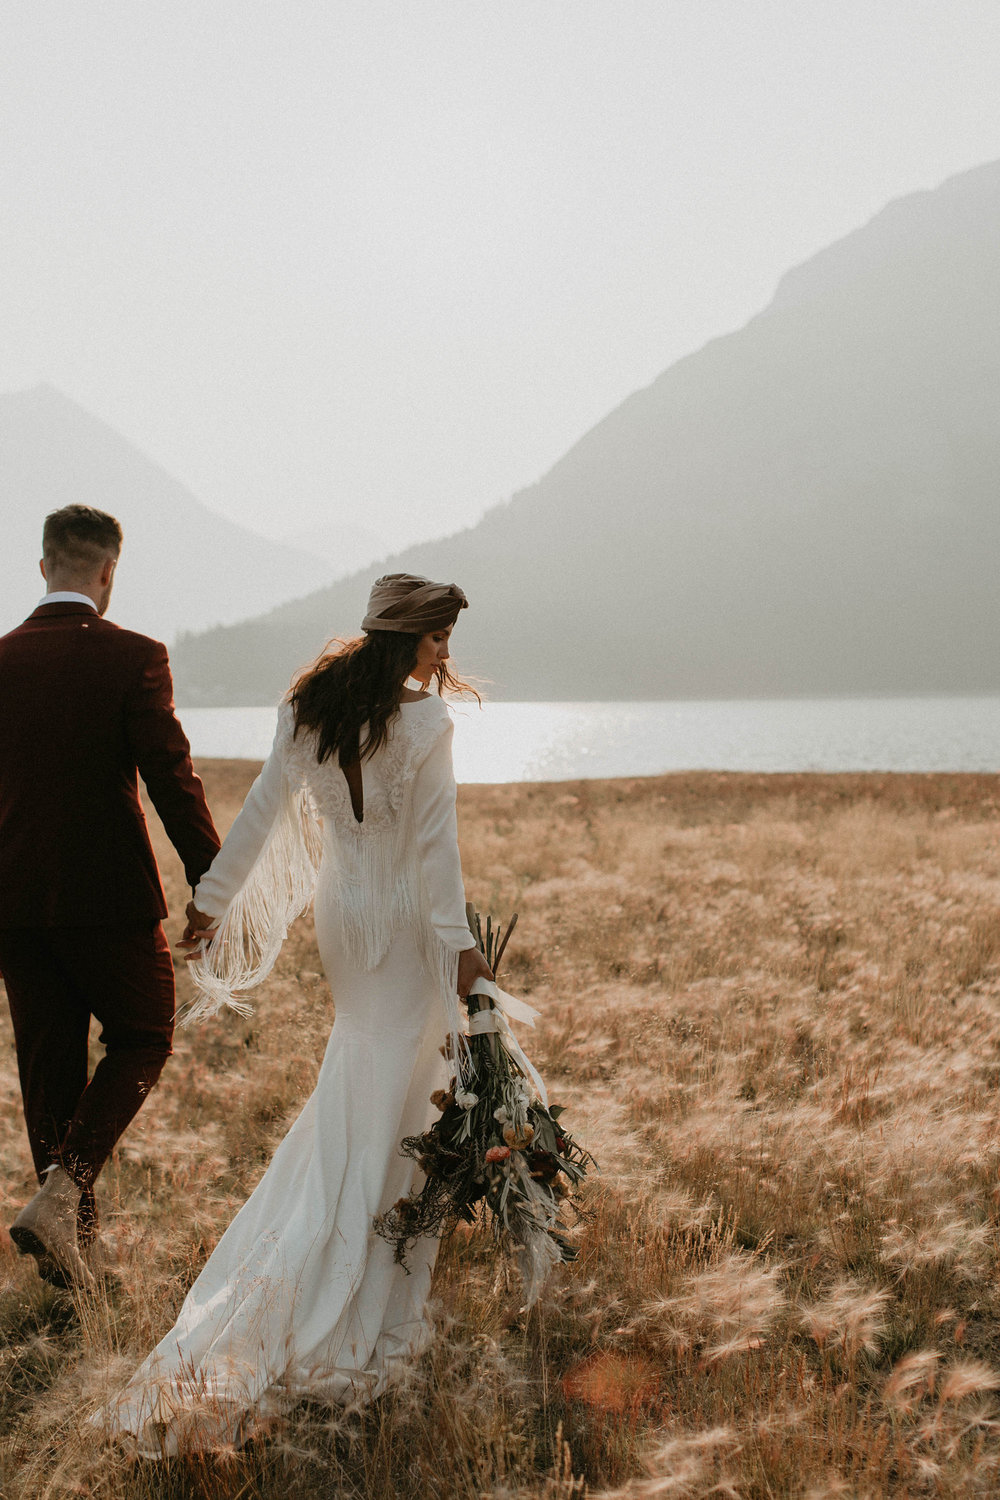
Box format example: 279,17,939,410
374,908,594,1304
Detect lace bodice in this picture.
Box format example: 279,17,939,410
279,697,452,839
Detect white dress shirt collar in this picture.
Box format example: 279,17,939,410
38,591,98,610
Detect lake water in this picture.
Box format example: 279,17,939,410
180,698,1000,782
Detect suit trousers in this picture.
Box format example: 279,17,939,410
0,924,175,1221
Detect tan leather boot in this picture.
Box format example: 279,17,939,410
10,1166,96,1291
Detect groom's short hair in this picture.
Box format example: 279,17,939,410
43,505,123,571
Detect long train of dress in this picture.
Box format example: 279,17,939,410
100,916,446,1454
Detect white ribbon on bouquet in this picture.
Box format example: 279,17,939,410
465,977,549,1108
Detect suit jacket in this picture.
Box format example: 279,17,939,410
0,602,221,927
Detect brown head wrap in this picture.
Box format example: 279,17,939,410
362,573,469,634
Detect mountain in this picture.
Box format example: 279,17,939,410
171,160,1000,704
284,519,391,579
0,386,334,643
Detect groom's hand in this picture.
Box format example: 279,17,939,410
177,899,219,959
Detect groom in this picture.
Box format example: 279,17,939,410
0,505,220,1286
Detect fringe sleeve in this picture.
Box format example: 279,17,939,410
182,715,324,1023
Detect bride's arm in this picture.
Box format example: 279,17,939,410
185,714,289,929
412,717,492,993
181,709,320,1016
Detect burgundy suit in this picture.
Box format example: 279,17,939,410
0,601,220,1216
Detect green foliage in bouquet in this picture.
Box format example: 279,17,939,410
374,907,594,1301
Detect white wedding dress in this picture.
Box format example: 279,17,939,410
97,695,475,1455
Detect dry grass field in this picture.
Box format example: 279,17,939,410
3,763,1000,1497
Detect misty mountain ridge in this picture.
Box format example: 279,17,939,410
0,385,341,644
171,158,1000,705
283,518,392,580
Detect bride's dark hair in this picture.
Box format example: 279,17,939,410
290,630,479,767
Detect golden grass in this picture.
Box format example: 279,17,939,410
3,766,1000,1496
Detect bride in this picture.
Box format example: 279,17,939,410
98,572,492,1455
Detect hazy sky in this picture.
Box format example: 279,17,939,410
3,2,999,553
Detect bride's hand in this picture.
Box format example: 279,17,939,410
457,945,493,998
177,899,219,958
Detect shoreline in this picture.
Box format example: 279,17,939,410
193,757,1000,815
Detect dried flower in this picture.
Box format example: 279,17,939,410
528,1149,560,1182
485,1145,511,1164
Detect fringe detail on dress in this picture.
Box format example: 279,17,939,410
182,775,324,1023
423,930,470,1089
331,826,420,973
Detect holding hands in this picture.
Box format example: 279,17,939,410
178,899,219,959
